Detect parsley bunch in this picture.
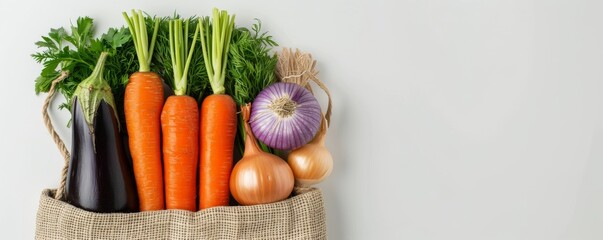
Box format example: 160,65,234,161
32,17,135,117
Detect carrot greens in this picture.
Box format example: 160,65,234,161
169,18,200,95
122,10,159,72
199,9,235,95
152,16,209,101
225,20,278,154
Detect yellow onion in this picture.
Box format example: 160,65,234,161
230,103,295,205
288,115,333,187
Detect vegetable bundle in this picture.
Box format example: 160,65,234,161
33,8,334,213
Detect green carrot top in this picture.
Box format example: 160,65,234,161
169,18,200,96
123,10,159,72
199,8,236,95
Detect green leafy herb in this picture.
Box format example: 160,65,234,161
226,19,278,105
102,27,132,50
225,19,278,154
32,17,137,121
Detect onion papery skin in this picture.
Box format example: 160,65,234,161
230,103,296,206
230,154,295,206
288,143,333,187
250,82,322,150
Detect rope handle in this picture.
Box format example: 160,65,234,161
308,74,332,126
41,71,71,200
276,48,333,126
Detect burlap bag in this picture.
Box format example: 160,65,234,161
35,72,328,239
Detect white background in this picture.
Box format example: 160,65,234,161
1,0,602,239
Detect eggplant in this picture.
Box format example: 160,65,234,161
65,52,139,213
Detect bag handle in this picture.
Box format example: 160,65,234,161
307,74,332,127
42,71,71,200
276,48,332,126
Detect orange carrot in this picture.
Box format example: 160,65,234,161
124,72,165,211
198,9,237,209
123,10,165,211
161,18,200,211
200,94,237,209
161,96,199,211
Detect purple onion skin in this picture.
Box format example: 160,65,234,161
250,82,322,150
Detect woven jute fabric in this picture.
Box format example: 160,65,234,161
36,188,327,240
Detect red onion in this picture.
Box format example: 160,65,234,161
250,82,322,150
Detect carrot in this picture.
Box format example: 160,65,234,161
200,94,237,209
123,10,165,211
161,18,200,211
198,9,237,209
161,96,199,211
124,71,164,211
